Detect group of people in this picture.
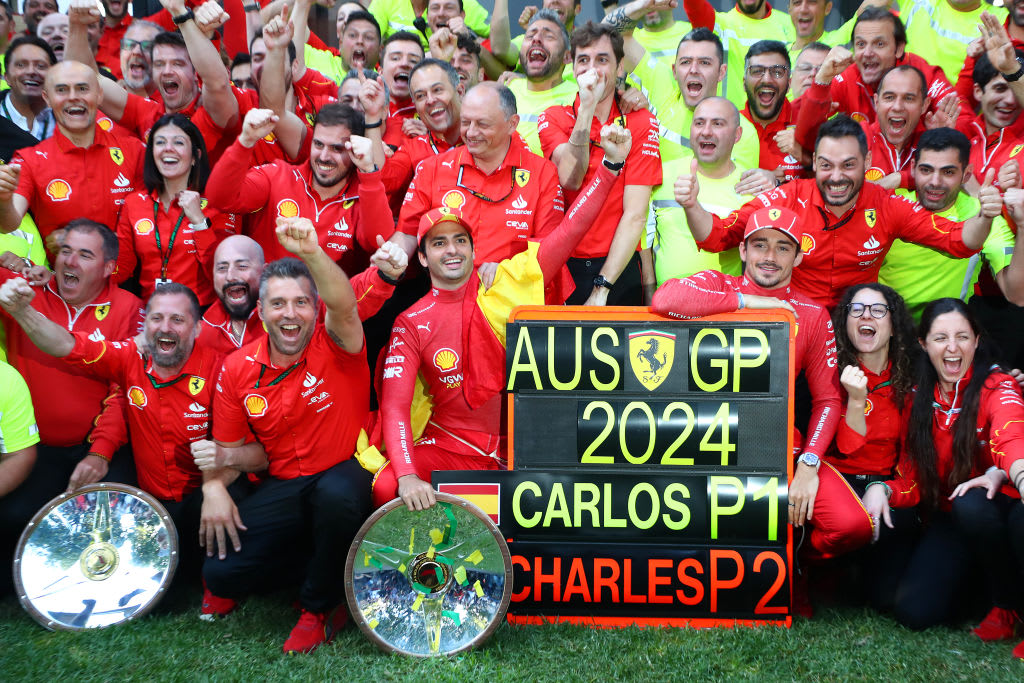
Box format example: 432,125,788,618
0,0,1023,658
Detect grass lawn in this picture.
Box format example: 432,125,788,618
0,586,1020,682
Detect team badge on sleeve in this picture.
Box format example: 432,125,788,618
134,218,155,235
127,386,147,409
277,199,300,218
188,376,206,396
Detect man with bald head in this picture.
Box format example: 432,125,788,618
395,82,566,269
0,60,145,257
198,235,266,357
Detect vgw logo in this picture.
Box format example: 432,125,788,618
628,330,676,390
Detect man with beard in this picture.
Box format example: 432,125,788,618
491,0,578,70
118,20,161,98
794,7,969,145
504,9,578,155
651,97,752,284
742,40,803,183
539,22,661,305
652,207,871,561
681,0,794,108
676,115,1004,309
94,0,132,79
369,0,490,48
65,0,240,164
0,61,145,258
201,218,373,654
879,128,1024,319
20,0,56,38
205,107,398,293
197,235,265,356
0,221,141,583
0,36,55,139
0,277,242,584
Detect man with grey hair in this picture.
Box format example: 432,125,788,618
393,82,567,275
117,19,162,98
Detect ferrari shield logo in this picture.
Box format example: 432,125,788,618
188,376,206,396
628,330,676,390
864,208,876,228
1012,144,1024,158
768,208,782,221
94,304,110,321
109,147,124,165
514,169,531,187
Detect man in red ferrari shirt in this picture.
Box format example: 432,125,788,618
395,82,565,266
652,206,872,558
0,60,144,258
94,0,132,79
793,7,970,146
201,217,373,654
742,40,804,182
539,22,661,305
197,235,267,357
0,219,141,538
65,0,239,164
205,106,396,275
0,277,247,581
676,115,1004,309
375,123,630,511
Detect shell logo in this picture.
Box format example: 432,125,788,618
442,189,466,209
262,132,276,143
46,179,72,201
433,347,459,372
851,112,867,123
800,233,815,255
97,117,113,131
127,386,147,409
864,398,874,416
864,168,884,181
134,218,155,235
244,393,268,417
277,199,300,218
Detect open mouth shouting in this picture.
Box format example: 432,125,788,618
350,49,367,68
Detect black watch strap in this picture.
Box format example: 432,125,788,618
1005,57,1024,82
172,8,195,25
593,275,614,290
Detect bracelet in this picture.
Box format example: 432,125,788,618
243,2,260,11
568,137,588,148
189,218,209,231
378,270,402,286
736,292,745,310
172,8,195,25
865,480,891,499
602,157,624,172
1014,470,1024,490
364,119,383,129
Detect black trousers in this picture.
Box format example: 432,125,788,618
202,459,372,613
950,489,1024,611
565,252,643,306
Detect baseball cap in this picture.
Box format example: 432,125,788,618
417,206,472,244
744,206,803,246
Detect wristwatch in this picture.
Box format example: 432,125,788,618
602,157,625,172
593,275,614,290
1004,56,1024,82
797,453,820,470
172,8,195,25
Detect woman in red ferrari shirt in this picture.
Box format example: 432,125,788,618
865,298,1024,657
115,114,237,306
828,283,920,609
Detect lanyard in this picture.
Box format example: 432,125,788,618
255,360,304,388
147,371,189,390
868,379,891,394
152,200,186,281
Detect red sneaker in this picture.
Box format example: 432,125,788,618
199,584,238,622
282,608,348,654
972,606,1021,642
1012,638,1024,659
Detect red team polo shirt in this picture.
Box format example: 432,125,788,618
398,134,565,263
197,304,265,358
965,114,1024,187
537,97,662,258
830,361,905,476
698,180,979,308
213,326,369,479
114,190,239,305
0,272,143,459
382,132,457,215
12,127,144,247
65,335,222,501
741,99,805,181
204,140,395,266
96,17,132,80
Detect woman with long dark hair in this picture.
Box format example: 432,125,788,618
867,298,1024,657
115,114,238,306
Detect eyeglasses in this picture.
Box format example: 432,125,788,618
456,164,517,203
746,65,789,79
121,38,154,52
846,303,891,319
793,62,821,74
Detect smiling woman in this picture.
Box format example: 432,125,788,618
113,113,239,307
